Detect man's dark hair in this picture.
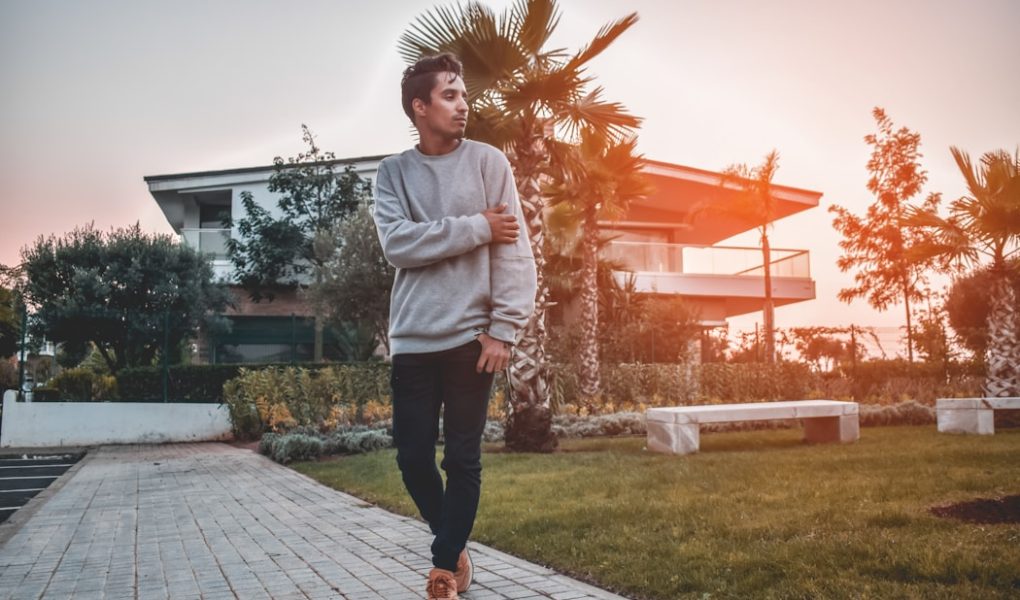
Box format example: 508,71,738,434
401,53,464,124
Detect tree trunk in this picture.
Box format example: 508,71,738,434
503,125,558,453
984,269,1020,397
761,230,775,364
902,276,914,363
312,269,324,361
578,209,601,405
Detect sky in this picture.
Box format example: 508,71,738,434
1,0,1018,356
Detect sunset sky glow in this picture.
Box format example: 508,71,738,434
1,0,1018,355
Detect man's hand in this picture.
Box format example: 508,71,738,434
482,203,520,243
476,333,511,374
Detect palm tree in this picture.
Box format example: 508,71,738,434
717,150,782,363
399,0,640,451
909,147,1020,397
544,131,650,404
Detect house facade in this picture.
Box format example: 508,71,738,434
145,155,819,364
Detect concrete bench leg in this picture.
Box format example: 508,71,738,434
937,408,994,435
647,422,700,455
803,414,859,444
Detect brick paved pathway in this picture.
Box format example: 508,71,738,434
0,444,629,600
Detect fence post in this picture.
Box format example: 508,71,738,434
290,313,297,364
162,310,169,403
17,305,27,402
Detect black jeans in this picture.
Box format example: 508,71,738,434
391,340,494,571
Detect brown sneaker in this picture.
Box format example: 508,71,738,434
453,547,473,593
426,568,459,600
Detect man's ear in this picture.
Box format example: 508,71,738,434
412,97,427,118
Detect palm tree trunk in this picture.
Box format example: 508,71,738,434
761,230,775,364
984,269,1020,397
578,208,601,405
504,126,558,453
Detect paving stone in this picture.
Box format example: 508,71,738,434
0,443,630,599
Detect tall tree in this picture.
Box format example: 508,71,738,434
399,0,640,451
909,147,1020,396
830,108,939,362
305,203,395,358
718,150,782,363
0,287,21,359
224,125,372,361
19,223,230,372
545,131,650,400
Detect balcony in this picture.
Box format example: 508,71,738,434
181,228,231,260
604,241,811,278
603,241,815,318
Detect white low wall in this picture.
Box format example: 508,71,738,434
1,396,233,448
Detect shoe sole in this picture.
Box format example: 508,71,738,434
458,548,473,593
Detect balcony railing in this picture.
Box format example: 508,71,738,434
181,228,231,260
604,241,811,278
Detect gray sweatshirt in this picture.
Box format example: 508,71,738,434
373,140,537,355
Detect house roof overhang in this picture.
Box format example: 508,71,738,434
600,159,823,245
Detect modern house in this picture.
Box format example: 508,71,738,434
145,155,819,364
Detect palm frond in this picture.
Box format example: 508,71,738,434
556,87,641,142
563,12,639,73
397,3,475,63
512,0,560,58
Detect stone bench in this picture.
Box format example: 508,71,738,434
936,397,1020,435
646,400,860,455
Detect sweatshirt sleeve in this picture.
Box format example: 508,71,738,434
373,160,492,269
485,153,538,344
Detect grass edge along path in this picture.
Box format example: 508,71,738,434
293,426,1020,600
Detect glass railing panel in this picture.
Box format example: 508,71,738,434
604,241,810,278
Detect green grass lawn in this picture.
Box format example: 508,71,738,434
292,426,1020,599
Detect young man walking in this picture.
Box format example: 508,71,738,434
373,53,537,600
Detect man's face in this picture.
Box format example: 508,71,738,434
415,72,469,140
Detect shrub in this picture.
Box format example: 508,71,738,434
257,432,280,456
48,368,118,402
698,362,813,403
30,387,61,402
0,360,17,392
258,425,393,464
324,427,393,455
859,401,935,426
270,434,324,464
223,364,392,439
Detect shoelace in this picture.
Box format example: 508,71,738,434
427,575,455,598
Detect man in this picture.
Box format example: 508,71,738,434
373,53,537,600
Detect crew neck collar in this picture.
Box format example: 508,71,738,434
413,138,469,159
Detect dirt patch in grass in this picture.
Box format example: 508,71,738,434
929,495,1020,524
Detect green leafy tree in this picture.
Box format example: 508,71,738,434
306,204,395,358
0,265,23,360
0,289,21,360
224,125,372,361
19,223,230,372
399,0,640,452
909,147,1020,396
944,260,1020,361
830,108,941,362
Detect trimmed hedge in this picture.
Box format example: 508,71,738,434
116,362,338,403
